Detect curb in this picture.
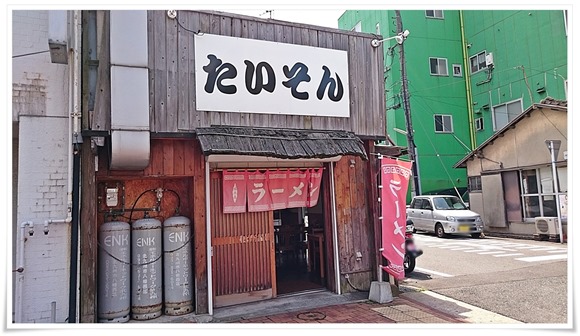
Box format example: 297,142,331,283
399,286,523,324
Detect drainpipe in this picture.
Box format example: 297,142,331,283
15,221,34,323
67,9,82,323
460,10,476,150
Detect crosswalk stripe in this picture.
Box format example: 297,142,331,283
493,253,524,257
414,267,454,278
515,254,568,262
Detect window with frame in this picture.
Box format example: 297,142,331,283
429,57,448,76
468,176,482,192
475,117,484,131
434,114,453,133
425,10,444,19
470,51,487,74
352,21,362,32
452,64,462,77
520,167,567,219
492,99,522,131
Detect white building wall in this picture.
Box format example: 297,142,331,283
12,10,71,323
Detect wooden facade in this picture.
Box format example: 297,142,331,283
80,10,387,322
91,10,386,139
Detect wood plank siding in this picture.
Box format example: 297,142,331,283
91,139,209,315
91,10,385,138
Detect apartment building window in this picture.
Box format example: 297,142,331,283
520,167,567,219
429,57,448,76
425,10,444,19
434,114,453,133
470,51,487,74
352,21,362,32
492,99,522,131
468,176,482,192
475,117,484,131
452,64,462,77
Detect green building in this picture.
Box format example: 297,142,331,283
338,10,568,200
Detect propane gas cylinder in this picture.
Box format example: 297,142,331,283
163,216,193,315
98,221,130,323
131,217,162,320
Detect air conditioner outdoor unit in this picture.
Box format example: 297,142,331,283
534,217,559,235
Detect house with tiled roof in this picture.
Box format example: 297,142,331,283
454,98,567,240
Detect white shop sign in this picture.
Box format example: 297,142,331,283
194,33,350,118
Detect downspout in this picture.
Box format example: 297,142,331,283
460,10,476,150
68,9,82,323
205,158,213,315
15,221,34,323
329,162,341,295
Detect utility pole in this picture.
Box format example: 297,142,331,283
395,10,421,196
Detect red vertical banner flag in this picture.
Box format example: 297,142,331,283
307,168,323,207
287,170,309,208
267,170,289,210
247,171,273,212
222,170,247,214
380,157,413,280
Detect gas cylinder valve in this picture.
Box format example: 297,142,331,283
155,187,164,202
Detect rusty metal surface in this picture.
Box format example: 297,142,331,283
210,172,274,303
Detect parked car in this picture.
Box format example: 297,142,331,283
406,195,483,238
424,187,469,208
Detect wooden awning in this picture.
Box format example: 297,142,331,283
196,126,368,160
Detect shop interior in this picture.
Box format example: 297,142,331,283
274,199,326,296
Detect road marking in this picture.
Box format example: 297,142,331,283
463,249,484,253
493,253,524,257
414,267,454,278
530,247,560,251
548,249,567,253
477,251,499,254
515,254,568,262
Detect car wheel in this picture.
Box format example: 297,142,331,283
435,224,447,238
471,233,481,239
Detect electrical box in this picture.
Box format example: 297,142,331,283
485,53,494,67
106,188,119,207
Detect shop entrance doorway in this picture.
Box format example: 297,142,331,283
274,183,327,295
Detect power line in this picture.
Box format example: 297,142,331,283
12,50,49,58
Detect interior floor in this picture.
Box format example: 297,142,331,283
275,245,325,295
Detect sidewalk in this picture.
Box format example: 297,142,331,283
137,285,522,325
232,292,463,324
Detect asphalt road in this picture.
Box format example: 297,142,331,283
401,233,569,324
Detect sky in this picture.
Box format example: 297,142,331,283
218,8,345,28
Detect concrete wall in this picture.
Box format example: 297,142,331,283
13,10,71,323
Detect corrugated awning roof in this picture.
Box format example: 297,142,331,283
196,126,368,160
